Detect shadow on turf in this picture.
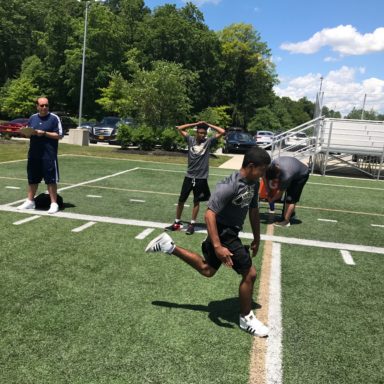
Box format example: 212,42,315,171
152,298,261,329
259,212,302,225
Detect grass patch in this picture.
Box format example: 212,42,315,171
1,149,383,383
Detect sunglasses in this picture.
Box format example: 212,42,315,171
39,104,49,107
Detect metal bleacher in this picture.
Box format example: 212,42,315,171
268,117,384,180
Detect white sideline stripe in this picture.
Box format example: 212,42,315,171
340,250,355,265
6,186,20,189
308,181,384,192
130,199,145,203
1,205,384,255
72,221,97,233
5,167,139,207
266,242,282,384
87,194,102,198
371,224,384,228
318,218,338,223
174,203,190,207
13,215,41,225
135,228,155,239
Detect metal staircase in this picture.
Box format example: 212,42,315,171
263,117,384,180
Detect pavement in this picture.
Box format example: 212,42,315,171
218,153,244,170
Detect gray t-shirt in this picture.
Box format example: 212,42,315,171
185,135,217,179
272,157,309,190
207,171,259,230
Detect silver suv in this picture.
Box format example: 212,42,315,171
90,116,135,144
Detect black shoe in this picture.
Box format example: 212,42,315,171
165,222,183,231
186,223,195,235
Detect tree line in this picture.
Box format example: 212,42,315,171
1,0,383,133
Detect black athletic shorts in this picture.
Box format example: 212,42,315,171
27,157,59,185
201,224,252,275
285,172,310,204
178,176,211,203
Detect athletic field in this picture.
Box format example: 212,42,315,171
1,148,383,384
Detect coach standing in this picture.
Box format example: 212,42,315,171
17,97,63,214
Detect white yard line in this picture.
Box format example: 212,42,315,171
0,158,27,165
5,167,140,207
87,195,102,198
371,224,384,228
72,221,97,233
135,228,155,240
2,205,384,255
130,199,145,203
340,250,356,265
6,186,20,190
318,218,338,223
57,167,140,192
13,215,41,225
266,242,282,384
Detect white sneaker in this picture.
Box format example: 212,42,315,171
47,202,59,214
17,199,35,210
145,233,175,254
239,311,269,337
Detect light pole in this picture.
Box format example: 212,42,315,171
78,0,90,128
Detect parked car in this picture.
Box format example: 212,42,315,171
51,112,77,135
254,130,274,149
89,116,135,144
284,132,310,148
79,121,96,134
0,118,29,137
223,131,257,154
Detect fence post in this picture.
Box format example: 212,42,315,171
378,146,384,180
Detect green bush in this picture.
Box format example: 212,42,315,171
131,124,157,151
159,127,185,151
116,124,135,149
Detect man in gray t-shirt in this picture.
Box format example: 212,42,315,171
165,121,225,235
265,156,310,227
146,147,272,337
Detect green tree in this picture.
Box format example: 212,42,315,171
321,106,342,118
247,107,281,134
279,97,312,127
216,23,277,126
96,71,133,116
196,106,231,128
0,77,40,118
345,107,378,120
135,3,221,111
97,61,197,128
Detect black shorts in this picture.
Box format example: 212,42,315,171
27,157,59,185
201,224,252,275
285,172,309,204
178,177,211,203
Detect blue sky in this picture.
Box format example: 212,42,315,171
145,0,384,115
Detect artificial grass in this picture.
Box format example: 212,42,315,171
281,245,384,384
1,147,384,384
0,215,255,384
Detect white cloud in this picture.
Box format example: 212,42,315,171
182,0,221,5
324,56,339,62
280,25,384,56
271,55,282,63
274,66,384,115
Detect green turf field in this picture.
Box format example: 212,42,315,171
1,143,383,383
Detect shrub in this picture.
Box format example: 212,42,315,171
116,124,135,149
159,127,185,151
131,124,157,151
